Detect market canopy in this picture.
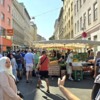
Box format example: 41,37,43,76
33,39,100,48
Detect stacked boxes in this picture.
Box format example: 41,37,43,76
49,60,60,76
49,65,60,76
72,66,83,81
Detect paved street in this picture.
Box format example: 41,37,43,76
17,76,94,100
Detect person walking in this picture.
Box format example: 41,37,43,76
66,50,73,81
37,50,50,93
0,57,22,100
15,51,23,80
24,49,34,83
10,53,19,83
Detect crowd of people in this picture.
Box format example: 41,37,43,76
0,48,100,100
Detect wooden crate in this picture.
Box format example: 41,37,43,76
49,65,60,76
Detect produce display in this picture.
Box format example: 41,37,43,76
50,57,57,61
73,53,87,61
49,60,58,66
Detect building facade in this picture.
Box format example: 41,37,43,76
74,0,100,50
54,19,59,40
37,34,46,41
58,7,64,39
12,0,25,50
30,22,37,47
62,0,74,39
12,0,35,50
0,0,13,52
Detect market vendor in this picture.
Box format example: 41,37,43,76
66,50,73,81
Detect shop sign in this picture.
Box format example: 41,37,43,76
6,29,14,36
82,32,87,38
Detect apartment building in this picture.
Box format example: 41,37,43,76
12,0,36,50
74,0,100,40
0,0,13,52
74,0,100,50
62,0,74,39
58,7,64,39
12,0,25,50
54,19,59,40
30,22,37,43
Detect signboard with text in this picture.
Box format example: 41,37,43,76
6,29,14,36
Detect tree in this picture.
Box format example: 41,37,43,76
49,35,55,40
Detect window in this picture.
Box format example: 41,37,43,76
88,8,91,25
83,0,86,3
74,5,76,15
71,30,73,38
71,16,73,25
80,17,82,30
71,2,73,11
94,35,97,41
1,12,5,21
80,0,82,8
7,5,10,13
88,37,91,40
77,20,79,32
68,8,70,16
83,13,86,29
77,1,78,11
69,20,70,28
7,18,10,25
0,0,4,6
75,23,76,34
94,2,98,21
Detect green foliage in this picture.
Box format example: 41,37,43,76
49,35,55,40
73,53,87,61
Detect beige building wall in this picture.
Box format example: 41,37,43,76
54,19,59,40
12,0,34,49
30,22,37,43
59,7,64,39
74,0,100,39
74,0,100,51
22,6,31,47
63,0,74,39
12,0,25,50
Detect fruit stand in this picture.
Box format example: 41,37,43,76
33,39,100,78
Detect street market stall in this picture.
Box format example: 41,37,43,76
33,39,100,78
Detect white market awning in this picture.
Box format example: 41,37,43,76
33,39,100,48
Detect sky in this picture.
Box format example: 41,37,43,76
17,0,63,40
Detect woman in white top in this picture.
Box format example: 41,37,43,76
66,51,73,81
0,57,22,100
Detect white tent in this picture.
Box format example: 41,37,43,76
33,39,100,48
